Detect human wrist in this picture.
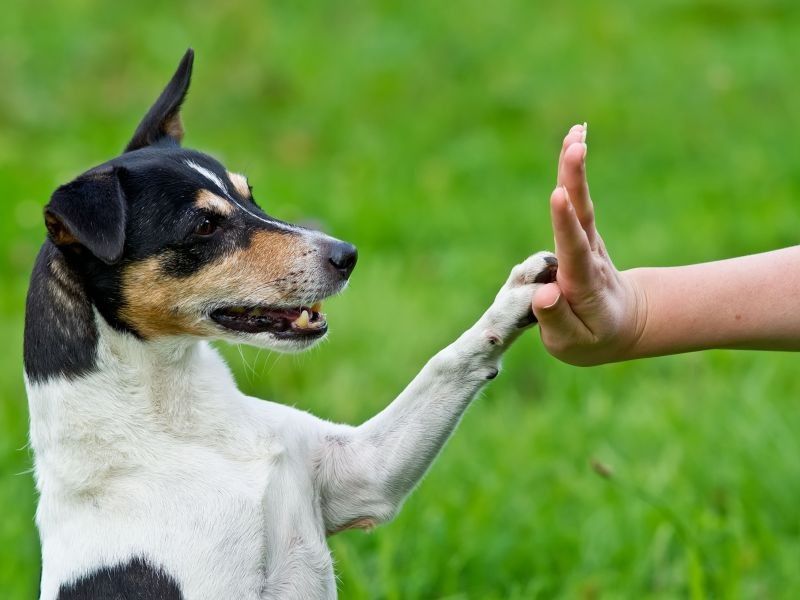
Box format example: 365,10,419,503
611,268,651,362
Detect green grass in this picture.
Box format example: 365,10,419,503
2,0,800,597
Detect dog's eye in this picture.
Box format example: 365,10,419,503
194,217,218,237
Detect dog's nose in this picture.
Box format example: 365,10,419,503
326,240,358,280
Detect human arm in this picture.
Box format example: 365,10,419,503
532,123,800,365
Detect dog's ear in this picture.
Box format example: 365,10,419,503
124,48,194,152
44,167,127,265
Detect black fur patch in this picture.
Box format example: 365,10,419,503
45,168,127,265
125,48,193,152
24,243,99,383
56,557,184,600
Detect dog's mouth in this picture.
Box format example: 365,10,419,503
210,301,327,338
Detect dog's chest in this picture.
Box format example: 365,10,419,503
39,443,334,600
30,348,338,599
143,443,335,599
259,451,336,599
162,447,334,599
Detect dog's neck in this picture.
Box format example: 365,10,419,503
24,242,208,392
24,243,244,495
24,242,101,384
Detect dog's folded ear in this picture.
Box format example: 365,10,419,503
124,48,194,152
44,167,127,264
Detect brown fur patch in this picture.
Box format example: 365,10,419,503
44,212,78,247
195,189,233,216
163,114,184,143
227,172,251,198
327,517,377,536
120,230,308,338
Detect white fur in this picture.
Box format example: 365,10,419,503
27,251,554,599
185,160,303,235
185,160,229,195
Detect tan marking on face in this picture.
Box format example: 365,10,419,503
227,172,251,198
120,230,311,338
195,189,233,216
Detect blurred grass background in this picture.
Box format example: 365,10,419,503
2,0,799,597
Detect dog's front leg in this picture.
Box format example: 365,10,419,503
316,251,557,534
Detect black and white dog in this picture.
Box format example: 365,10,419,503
24,49,557,599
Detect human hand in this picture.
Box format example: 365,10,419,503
532,124,646,365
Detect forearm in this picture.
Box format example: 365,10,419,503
626,246,800,358
352,320,507,486
318,316,509,534
317,252,555,534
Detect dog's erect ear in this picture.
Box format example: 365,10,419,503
124,48,194,152
44,168,127,264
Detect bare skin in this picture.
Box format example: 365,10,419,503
531,123,800,366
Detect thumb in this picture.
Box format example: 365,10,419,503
532,282,562,315
532,283,591,346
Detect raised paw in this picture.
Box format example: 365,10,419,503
483,251,558,343
504,252,558,290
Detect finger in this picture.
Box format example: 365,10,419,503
561,141,598,248
557,123,587,185
532,283,594,351
532,282,561,311
557,124,586,185
550,186,593,288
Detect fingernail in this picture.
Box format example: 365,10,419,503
544,292,561,309
582,122,588,142
580,142,588,159
561,185,572,204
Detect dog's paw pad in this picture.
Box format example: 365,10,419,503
507,252,558,288
485,251,557,338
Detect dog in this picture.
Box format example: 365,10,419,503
23,49,558,599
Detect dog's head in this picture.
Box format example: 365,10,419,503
43,49,357,352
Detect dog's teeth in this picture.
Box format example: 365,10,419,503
296,310,310,328
311,301,323,313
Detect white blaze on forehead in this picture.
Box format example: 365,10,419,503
186,160,228,194
184,160,304,234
